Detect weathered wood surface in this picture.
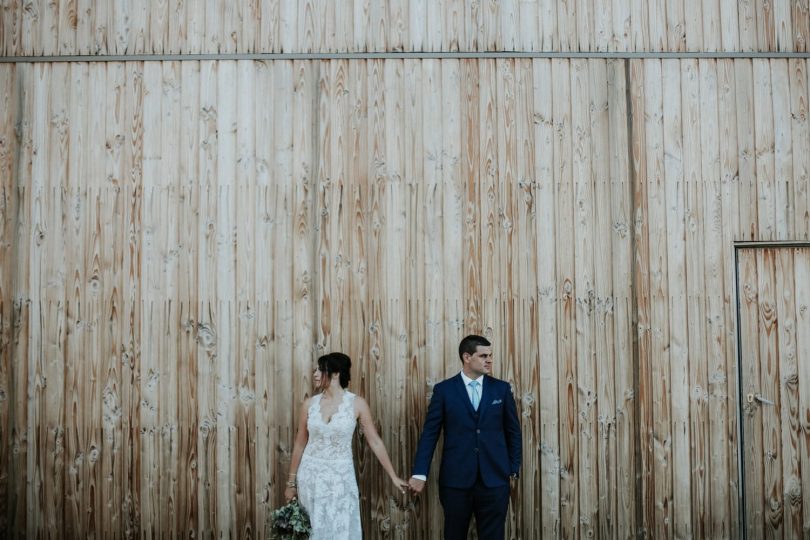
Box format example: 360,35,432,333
738,247,810,539
1,57,809,538
3,0,810,56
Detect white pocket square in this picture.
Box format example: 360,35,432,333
491,399,503,405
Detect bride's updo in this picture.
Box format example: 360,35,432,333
317,352,352,388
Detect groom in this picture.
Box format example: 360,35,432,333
409,335,522,540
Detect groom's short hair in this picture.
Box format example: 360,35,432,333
458,334,491,362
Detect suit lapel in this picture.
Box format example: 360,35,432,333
477,375,492,418
452,374,477,416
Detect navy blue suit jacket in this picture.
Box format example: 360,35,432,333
412,374,522,489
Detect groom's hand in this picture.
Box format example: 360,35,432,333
408,477,425,494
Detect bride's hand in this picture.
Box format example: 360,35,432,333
284,485,298,502
390,475,409,494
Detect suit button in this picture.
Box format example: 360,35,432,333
474,448,479,453
476,429,481,434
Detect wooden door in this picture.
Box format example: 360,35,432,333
738,246,810,539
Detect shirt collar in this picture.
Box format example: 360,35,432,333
460,371,484,387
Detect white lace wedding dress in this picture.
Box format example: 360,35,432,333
297,392,362,539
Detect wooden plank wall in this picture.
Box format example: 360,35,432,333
630,58,810,539
2,56,808,538
0,57,637,539
737,247,810,539
2,0,809,55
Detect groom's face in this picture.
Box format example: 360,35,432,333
463,345,493,378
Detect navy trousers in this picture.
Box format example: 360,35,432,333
438,477,511,540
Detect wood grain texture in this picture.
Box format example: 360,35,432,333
2,56,807,538
5,0,810,55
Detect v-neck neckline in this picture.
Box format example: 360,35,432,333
317,392,345,425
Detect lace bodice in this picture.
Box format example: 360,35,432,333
303,392,356,461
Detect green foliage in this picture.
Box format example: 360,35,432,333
270,499,312,540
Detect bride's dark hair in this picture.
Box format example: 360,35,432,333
317,352,352,388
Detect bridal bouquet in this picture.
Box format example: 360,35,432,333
269,498,312,540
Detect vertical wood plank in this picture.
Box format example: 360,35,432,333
351,0,368,51
557,0,577,51
682,58,710,539
629,58,655,539
738,0,759,51
794,0,810,52
735,59,757,241
552,58,578,540
513,57,538,537
775,248,802,538
772,60,793,240
571,57,599,540
699,58,732,539
0,64,18,536
38,0,58,55
149,0,169,53
701,0,722,51
421,58,445,538
591,57,617,538
479,58,498,339
540,0,558,50
754,59,777,241
441,57,463,344
643,58,674,540
121,60,144,540
775,0,794,51
794,249,810,535
610,0,629,51
162,60,182,536
607,58,636,540
647,0,666,51
38,62,66,539
139,60,162,538
756,0,777,50
1,0,22,55
789,59,809,240
407,0,426,50
195,59,218,537
446,0,466,51
101,61,125,536
738,249,763,539
532,57,560,539
719,0,740,51
271,58,296,515
460,59,481,332
86,63,108,538
717,57,742,539
63,66,83,528
234,62,257,539
216,59,238,539
662,57,691,540
167,0,185,53
518,0,540,50
592,0,611,51
630,0,648,51
757,249,784,536
57,0,76,54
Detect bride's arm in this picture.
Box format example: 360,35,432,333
284,398,311,501
356,397,408,492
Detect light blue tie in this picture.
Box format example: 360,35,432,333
469,380,480,410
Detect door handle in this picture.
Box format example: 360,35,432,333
747,393,775,406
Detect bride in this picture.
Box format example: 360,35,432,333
284,352,409,539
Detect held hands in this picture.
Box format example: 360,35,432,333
407,477,425,494
390,474,410,495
